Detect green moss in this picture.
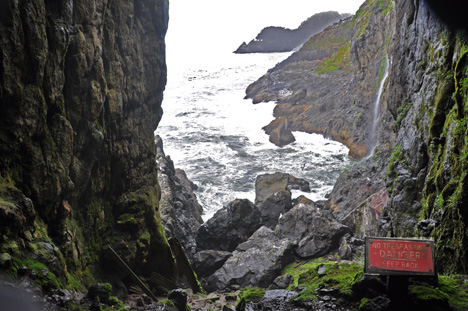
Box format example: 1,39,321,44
235,287,266,311
393,103,412,131
283,260,363,301
386,144,404,184
316,42,351,74
419,43,468,274
359,297,369,310
239,287,266,303
11,257,63,289
376,56,388,89
438,275,468,309
160,300,176,308
410,285,449,302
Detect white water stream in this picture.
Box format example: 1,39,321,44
370,56,390,150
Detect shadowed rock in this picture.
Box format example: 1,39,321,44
196,199,261,252
203,226,294,292
276,203,351,258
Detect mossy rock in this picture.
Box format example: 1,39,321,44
235,287,266,311
409,285,451,311
281,260,363,301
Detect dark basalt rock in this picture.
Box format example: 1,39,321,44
156,135,203,260
246,290,299,311
0,0,176,285
191,250,232,278
196,199,261,252
275,203,351,258
269,274,294,290
268,119,296,147
257,190,293,229
359,296,391,311
255,172,310,205
203,226,294,292
168,289,188,311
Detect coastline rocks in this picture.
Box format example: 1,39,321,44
268,118,296,147
257,190,292,229
234,11,350,53
255,172,310,204
276,203,351,258
203,226,294,292
191,250,232,278
196,199,261,252
156,135,204,260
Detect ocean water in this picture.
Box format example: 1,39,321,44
156,52,352,220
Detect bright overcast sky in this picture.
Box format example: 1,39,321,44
166,0,365,61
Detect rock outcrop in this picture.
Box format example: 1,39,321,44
276,203,351,258
379,0,468,274
0,0,175,288
243,0,468,279
203,226,294,292
234,11,350,53
156,135,203,261
196,199,261,252
245,2,392,159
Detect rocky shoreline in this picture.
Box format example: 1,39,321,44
2,0,468,310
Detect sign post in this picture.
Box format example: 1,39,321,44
365,237,435,276
365,237,436,309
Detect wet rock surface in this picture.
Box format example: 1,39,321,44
157,135,203,260
276,203,351,258
0,0,176,284
196,199,261,252
255,172,310,204
191,250,232,278
203,226,294,292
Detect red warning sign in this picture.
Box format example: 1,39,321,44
365,237,435,275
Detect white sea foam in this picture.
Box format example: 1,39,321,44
157,52,352,221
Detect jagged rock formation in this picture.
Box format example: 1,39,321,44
0,0,176,289
234,11,350,54
247,0,468,277
381,0,468,274
156,135,203,261
193,172,353,292
245,3,392,158
332,0,468,276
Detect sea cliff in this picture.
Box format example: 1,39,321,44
0,0,175,290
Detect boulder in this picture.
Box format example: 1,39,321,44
191,250,232,278
204,226,294,292
196,199,261,252
276,203,351,258
268,118,296,147
255,172,310,205
269,274,294,290
257,190,292,229
168,289,188,311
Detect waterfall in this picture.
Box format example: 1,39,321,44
370,56,389,151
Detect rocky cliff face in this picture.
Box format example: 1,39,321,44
382,0,468,274
245,1,392,159
0,0,176,289
328,0,468,275
247,0,468,276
